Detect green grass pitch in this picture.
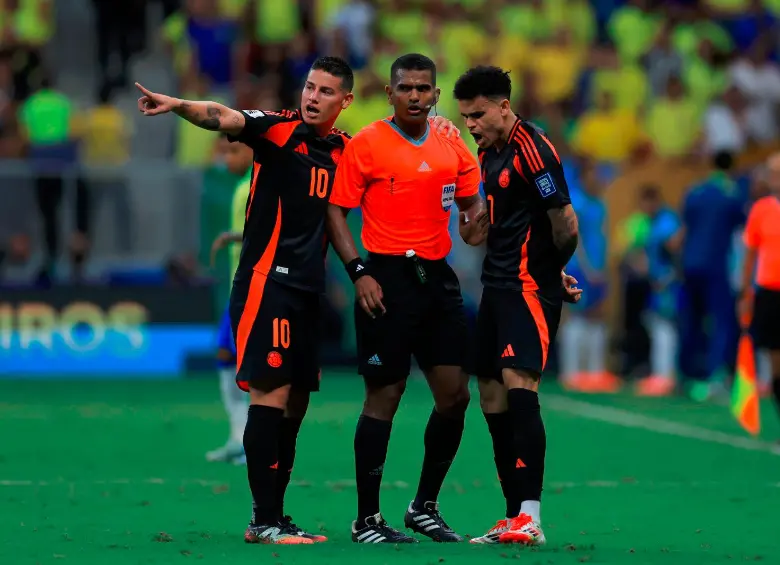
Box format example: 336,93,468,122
1,373,779,564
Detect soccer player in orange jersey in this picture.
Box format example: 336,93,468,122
327,53,488,544
454,66,580,546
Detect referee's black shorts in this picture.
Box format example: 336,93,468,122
751,286,780,350
355,253,468,387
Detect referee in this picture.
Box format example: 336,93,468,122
326,54,488,544
740,152,780,430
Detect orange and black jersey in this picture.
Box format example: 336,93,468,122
479,117,571,294
228,109,350,293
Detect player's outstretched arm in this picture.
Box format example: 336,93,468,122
136,82,245,135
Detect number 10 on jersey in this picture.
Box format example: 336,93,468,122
309,167,329,199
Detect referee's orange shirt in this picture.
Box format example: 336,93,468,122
744,195,780,291
329,118,481,260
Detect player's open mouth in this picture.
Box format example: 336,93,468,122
305,105,320,117
407,106,422,115
472,133,483,142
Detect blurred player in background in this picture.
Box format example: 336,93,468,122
453,66,580,546
678,151,744,401
206,136,253,465
633,186,681,397
327,53,486,544
559,161,617,393
740,152,780,433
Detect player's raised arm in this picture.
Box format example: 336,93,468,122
136,82,245,135
510,123,579,267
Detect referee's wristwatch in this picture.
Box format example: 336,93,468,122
346,257,369,283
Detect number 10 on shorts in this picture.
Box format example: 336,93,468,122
273,318,290,349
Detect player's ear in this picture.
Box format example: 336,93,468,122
342,92,354,110
385,84,393,105
500,98,512,116
434,87,441,106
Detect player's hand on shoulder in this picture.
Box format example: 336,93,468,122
355,276,386,319
430,116,460,138
136,82,178,116
561,271,583,304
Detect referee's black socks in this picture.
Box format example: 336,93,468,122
244,404,283,525
484,411,521,518
413,408,465,508
354,414,392,522
274,416,303,518
507,388,546,506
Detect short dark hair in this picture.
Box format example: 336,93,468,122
310,56,354,92
454,65,511,101
98,83,113,105
639,184,661,201
390,53,436,85
713,150,734,171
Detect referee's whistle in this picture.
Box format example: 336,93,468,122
406,249,428,284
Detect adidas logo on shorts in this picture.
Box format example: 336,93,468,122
367,354,382,366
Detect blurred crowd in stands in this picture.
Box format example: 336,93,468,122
1,0,779,395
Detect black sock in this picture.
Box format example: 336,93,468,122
354,414,392,522
413,408,465,507
243,405,284,525
274,417,303,518
507,388,546,504
772,378,780,417
484,411,521,518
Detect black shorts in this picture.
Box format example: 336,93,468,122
751,287,780,350
229,272,320,393
355,253,468,386
475,287,562,381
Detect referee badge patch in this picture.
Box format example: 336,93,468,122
441,183,456,211
535,172,557,198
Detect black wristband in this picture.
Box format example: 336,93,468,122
346,258,368,283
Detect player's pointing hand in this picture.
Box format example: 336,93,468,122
355,275,386,319
136,82,178,116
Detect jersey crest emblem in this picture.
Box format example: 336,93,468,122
499,168,511,188
441,183,456,212
535,172,557,198
267,351,283,368
331,147,342,165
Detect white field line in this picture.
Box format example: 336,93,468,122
1,478,779,489
544,394,780,456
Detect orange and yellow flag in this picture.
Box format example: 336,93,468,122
731,306,760,435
